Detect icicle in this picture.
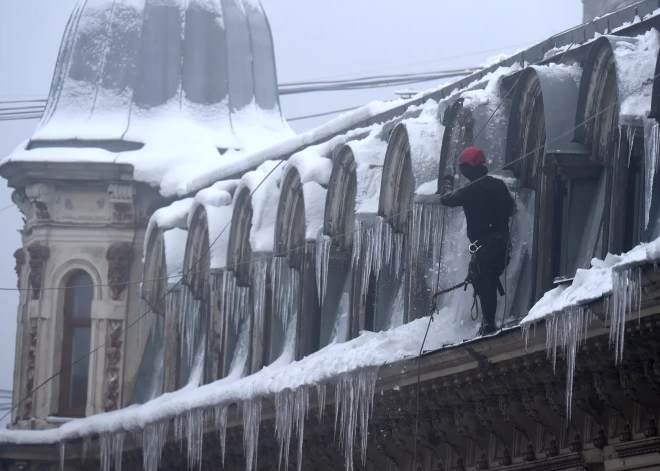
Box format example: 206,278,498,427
186,408,205,470
271,257,301,327
275,389,295,469
82,436,91,464
252,258,269,339
315,233,332,304
174,414,185,449
220,270,250,333
242,399,262,471
611,267,643,364
542,308,592,419
644,118,660,228
142,421,168,471
626,125,635,168
353,217,390,302
274,387,310,471
59,441,65,471
334,368,379,471
214,404,228,466
316,383,327,422
99,432,125,471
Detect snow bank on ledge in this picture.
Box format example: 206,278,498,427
0,304,469,445
520,236,660,419
521,236,660,326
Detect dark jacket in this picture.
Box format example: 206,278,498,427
439,175,513,243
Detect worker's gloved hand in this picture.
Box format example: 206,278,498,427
465,259,479,287
438,173,455,195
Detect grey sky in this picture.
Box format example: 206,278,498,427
0,0,582,425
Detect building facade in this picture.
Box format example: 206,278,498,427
3,1,660,471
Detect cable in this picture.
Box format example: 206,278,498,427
279,40,539,83
3,45,655,423
1,160,286,423
287,106,362,122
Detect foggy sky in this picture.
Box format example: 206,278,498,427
0,0,582,426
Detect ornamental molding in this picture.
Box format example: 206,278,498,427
106,242,133,301
25,183,54,202
103,320,122,412
23,318,38,420
13,248,25,290
107,183,134,202
27,242,50,300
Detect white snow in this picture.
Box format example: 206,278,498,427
611,30,660,121
163,228,188,279
522,237,660,327
350,127,388,215
187,181,238,269
0,305,476,446
188,100,410,195
236,160,284,254
415,179,438,195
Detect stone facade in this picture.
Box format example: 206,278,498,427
582,0,639,22
1,161,163,429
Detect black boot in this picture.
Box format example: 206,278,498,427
478,321,496,336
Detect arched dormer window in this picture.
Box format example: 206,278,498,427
58,270,93,417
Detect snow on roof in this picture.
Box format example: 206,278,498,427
609,29,660,122
0,301,482,446
235,160,284,254
349,127,389,215
403,100,444,190
521,236,660,326
1,0,293,197
188,181,239,270
163,228,188,279
187,100,411,195
33,0,288,147
207,205,235,270
143,198,194,280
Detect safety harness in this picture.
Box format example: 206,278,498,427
430,238,506,321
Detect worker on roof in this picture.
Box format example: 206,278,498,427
438,147,514,336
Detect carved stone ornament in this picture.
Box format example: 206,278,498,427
104,320,123,412
27,242,50,300
23,318,38,419
13,248,25,290
106,242,133,300
108,183,134,201
25,183,53,220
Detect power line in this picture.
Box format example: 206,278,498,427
279,40,539,83
0,67,476,123
287,106,361,122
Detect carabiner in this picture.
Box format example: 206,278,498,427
469,241,482,254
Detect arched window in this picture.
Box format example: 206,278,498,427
58,271,93,417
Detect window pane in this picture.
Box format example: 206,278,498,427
67,272,93,318
68,326,91,410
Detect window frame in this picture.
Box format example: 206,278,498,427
58,270,93,418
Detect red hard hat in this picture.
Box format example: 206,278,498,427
459,147,486,166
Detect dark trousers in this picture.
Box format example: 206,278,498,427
472,233,510,330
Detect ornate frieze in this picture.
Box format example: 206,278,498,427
23,318,38,420
106,243,133,301
27,243,50,300
104,320,123,412
25,183,54,221
13,248,25,290
108,184,134,224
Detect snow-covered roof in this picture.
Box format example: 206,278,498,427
1,0,293,197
